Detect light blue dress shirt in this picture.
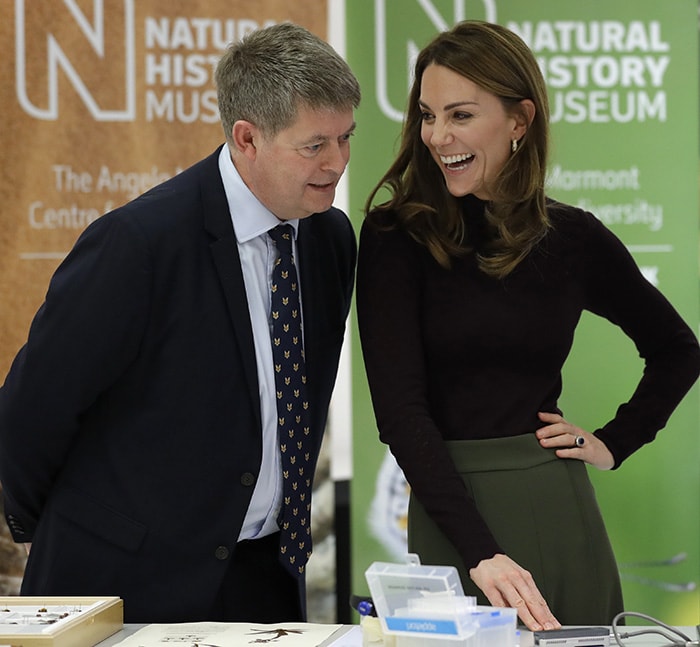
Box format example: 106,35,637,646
217,144,303,541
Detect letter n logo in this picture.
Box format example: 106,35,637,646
15,0,136,121
374,0,497,122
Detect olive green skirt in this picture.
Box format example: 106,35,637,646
407,434,623,625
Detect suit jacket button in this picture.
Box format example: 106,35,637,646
214,546,230,561
240,472,255,487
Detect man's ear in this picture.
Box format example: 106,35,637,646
231,120,259,160
513,99,536,140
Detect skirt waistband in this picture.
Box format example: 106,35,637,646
445,433,561,472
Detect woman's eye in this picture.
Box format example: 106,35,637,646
420,112,434,122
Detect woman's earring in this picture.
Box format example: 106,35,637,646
511,139,518,153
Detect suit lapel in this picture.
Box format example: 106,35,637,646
201,147,261,432
296,221,320,384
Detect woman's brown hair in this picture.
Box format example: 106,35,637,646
365,20,551,278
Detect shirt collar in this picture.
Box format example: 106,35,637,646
218,144,300,243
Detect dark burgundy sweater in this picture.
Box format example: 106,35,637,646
356,198,700,568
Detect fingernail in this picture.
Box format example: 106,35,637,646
544,623,554,630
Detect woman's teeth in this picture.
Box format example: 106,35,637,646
440,153,473,165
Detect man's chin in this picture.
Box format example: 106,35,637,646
306,195,336,215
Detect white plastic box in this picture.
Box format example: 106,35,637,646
365,556,517,647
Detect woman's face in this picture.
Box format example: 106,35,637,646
419,63,526,201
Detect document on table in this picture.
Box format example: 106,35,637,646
111,621,347,646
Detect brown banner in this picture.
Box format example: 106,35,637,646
0,0,327,596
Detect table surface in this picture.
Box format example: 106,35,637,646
94,624,700,646
95,624,141,646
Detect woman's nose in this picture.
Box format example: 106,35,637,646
430,120,453,147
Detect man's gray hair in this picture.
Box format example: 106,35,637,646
215,22,361,141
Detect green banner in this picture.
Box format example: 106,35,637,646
346,0,699,624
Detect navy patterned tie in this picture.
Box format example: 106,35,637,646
268,224,312,577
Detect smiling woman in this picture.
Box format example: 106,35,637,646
417,63,532,201
356,19,699,631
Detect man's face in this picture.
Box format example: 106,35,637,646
243,106,356,221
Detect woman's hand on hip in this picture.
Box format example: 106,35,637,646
536,411,614,470
469,553,561,631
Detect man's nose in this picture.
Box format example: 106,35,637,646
321,143,349,174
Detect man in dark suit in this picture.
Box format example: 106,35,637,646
0,22,360,624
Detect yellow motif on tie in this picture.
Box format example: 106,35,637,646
270,224,311,576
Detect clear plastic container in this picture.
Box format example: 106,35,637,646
365,555,517,647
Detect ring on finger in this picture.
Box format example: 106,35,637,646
574,435,585,447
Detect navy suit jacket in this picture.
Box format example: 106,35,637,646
0,147,357,622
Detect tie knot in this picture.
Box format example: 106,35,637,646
269,224,294,258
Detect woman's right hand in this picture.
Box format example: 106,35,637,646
469,553,561,631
